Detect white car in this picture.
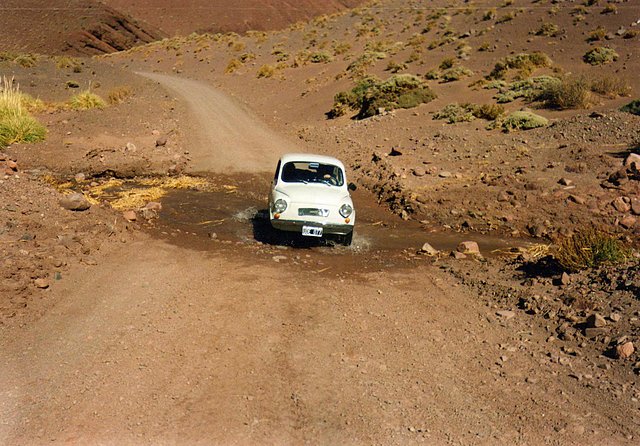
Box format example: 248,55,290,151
269,153,356,245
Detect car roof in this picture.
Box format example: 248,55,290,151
279,153,345,169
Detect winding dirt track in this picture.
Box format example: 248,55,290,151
0,75,636,445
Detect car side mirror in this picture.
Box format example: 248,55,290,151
348,182,357,191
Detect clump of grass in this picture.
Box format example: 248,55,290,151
502,111,548,131
257,64,276,78
441,66,473,82
0,77,46,147
309,51,333,63
345,51,387,78
489,52,552,79
69,90,106,110
107,86,133,105
332,41,351,56
433,103,505,123
535,23,560,37
586,26,607,42
555,228,631,272
539,77,592,109
620,99,640,116
589,75,631,97
329,74,436,119
483,8,497,21
583,47,618,65
489,75,560,103
54,56,81,71
225,58,243,73
386,61,407,73
601,3,617,14
496,12,516,24
12,53,38,68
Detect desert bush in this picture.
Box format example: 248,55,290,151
332,42,351,56
54,56,81,71
483,8,497,21
623,30,639,39
489,53,552,79
0,77,46,146
239,53,256,62
386,61,407,73
13,53,38,68
586,27,607,42
492,75,560,103
439,58,455,70
473,103,505,120
256,64,276,78
69,90,106,110
107,86,133,105
346,51,387,78
441,66,473,82
433,103,476,123
502,111,548,131
539,77,592,109
555,228,630,272
620,99,640,116
589,75,631,97
601,3,617,14
309,51,332,63
535,23,559,37
496,12,515,24
583,47,618,65
329,74,436,119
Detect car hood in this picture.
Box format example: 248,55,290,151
276,184,351,205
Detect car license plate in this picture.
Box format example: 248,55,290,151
302,226,323,237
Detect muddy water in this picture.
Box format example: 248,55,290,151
145,174,531,271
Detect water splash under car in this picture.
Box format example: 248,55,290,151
269,153,356,245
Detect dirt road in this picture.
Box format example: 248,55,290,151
1,75,637,445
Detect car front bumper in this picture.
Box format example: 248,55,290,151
270,219,354,235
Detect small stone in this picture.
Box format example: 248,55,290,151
631,199,640,216
496,310,515,320
389,148,402,156
439,171,452,178
616,342,634,360
420,242,438,256
584,327,607,338
6,160,18,171
208,232,218,240
125,142,137,152
497,191,510,202
560,272,571,286
272,255,287,262
558,178,572,186
609,313,621,323
451,251,467,260
34,278,49,289
612,197,631,213
144,201,162,211
74,173,86,182
457,241,480,255
155,135,168,147
122,210,137,222
586,313,607,328
568,195,585,205
140,208,157,220
620,216,636,229
59,193,91,211
624,153,640,169
412,167,426,177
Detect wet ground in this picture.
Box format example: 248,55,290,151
139,173,533,272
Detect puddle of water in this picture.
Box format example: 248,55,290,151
145,173,532,262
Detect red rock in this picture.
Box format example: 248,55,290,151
457,241,480,255
616,342,634,359
6,160,18,171
59,193,91,211
620,216,636,229
612,197,631,213
34,278,49,289
451,251,467,260
122,210,137,222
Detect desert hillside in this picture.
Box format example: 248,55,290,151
102,0,367,35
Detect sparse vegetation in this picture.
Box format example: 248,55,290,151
502,111,548,131
257,64,276,78
621,99,640,116
555,228,631,272
329,74,436,119
433,103,505,124
601,3,617,14
583,47,618,65
586,26,607,42
386,61,407,73
54,56,82,71
535,23,560,37
309,51,333,64
0,77,46,147
489,53,552,79
69,90,106,110
107,86,133,105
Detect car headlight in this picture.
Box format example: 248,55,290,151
273,198,288,213
339,203,353,218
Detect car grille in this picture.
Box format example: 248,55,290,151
298,208,329,217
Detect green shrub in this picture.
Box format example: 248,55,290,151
0,77,46,147
621,99,640,116
433,103,475,123
583,47,618,65
555,228,631,272
441,66,473,82
69,90,106,109
309,51,333,63
329,74,436,119
535,23,559,37
489,52,552,79
502,111,548,131
491,75,560,103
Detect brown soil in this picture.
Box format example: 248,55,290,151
1,0,640,443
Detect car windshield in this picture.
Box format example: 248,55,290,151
280,161,344,186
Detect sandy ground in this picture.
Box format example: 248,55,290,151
1,74,638,445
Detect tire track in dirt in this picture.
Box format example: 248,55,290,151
138,72,299,173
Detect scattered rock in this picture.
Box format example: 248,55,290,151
451,251,467,260
34,278,49,289
609,313,621,323
631,199,640,216
412,167,426,177
616,342,635,360
620,216,637,229
140,208,157,220
272,255,287,262
560,272,571,286
439,171,452,178
125,142,137,152
624,153,640,169
6,160,18,171
122,210,137,222
155,135,168,147
74,173,86,182
612,197,631,213
586,313,607,328
59,193,91,211
144,201,162,211
558,178,572,186
419,242,438,256
496,310,515,320
568,194,585,205
208,232,218,240
457,241,480,255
